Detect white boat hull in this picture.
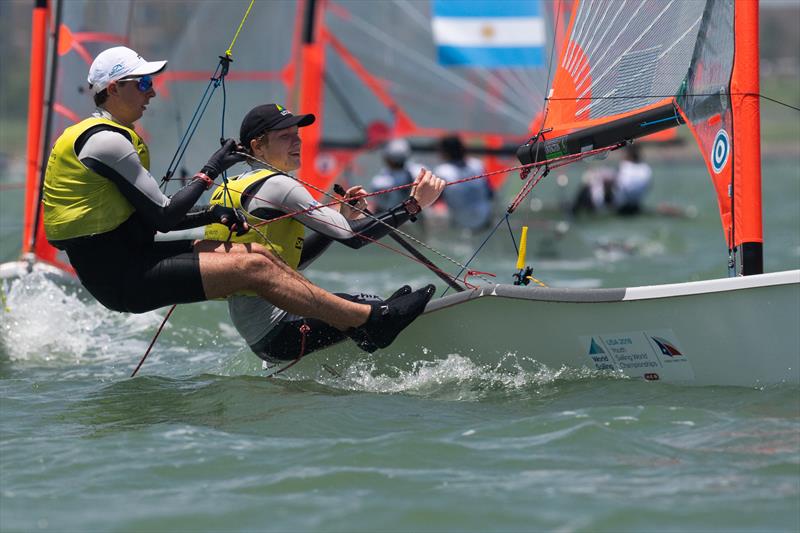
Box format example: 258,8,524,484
4,255,796,387
307,270,800,387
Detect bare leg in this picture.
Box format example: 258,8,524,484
196,241,332,288
195,241,370,330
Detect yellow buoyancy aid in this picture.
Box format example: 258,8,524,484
43,117,150,241
204,169,305,270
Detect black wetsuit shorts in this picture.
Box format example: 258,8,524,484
55,215,206,313
250,293,381,363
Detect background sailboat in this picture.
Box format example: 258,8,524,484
1,0,563,280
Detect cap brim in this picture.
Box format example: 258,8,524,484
127,59,168,78
274,113,316,130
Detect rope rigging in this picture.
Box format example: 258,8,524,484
221,138,623,300
132,0,254,378
232,151,496,287
132,0,628,376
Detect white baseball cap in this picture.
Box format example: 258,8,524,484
384,138,411,161
88,46,167,94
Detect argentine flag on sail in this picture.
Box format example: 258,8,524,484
432,0,545,67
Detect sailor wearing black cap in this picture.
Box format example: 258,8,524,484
204,103,445,362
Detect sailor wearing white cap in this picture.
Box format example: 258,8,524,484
40,46,417,354
87,45,167,95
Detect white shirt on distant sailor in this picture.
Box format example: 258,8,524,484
434,157,492,231
613,159,652,209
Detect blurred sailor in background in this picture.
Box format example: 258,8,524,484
368,139,422,212
613,144,652,216
571,144,652,216
434,134,493,232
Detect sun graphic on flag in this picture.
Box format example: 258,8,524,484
480,23,496,42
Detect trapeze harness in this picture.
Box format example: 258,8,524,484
43,116,207,313
205,168,306,269
44,117,144,240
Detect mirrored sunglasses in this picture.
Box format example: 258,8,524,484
122,74,153,92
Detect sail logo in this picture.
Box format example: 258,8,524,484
711,129,730,174
651,336,682,357
587,338,611,366
588,338,605,355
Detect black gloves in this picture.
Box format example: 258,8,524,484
201,139,245,180
211,204,249,236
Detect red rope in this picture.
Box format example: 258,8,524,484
131,304,176,377
267,322,311,378
217,143,624,290
507,143,626,214
507,167,547,214
462,270,496,289
240,184,467,287
229,143,623,228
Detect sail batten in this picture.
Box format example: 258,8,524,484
544,0,705,138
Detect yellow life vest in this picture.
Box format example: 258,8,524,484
43,117,150,241
204,169,305,270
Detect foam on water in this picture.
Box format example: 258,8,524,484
0,272,632,395
0,272,163,368
312,353,623,399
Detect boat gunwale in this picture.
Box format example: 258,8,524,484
425,269,800,312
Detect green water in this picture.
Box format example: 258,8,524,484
1,159,799,532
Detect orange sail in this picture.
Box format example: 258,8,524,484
677,0,762,274
22,0,73,274
518,0,699,165
518,0,763,275
541,0,695,140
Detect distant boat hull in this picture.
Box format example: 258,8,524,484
0,258,75,283
307,270,800,387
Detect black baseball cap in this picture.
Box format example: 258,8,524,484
239,104,315,147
